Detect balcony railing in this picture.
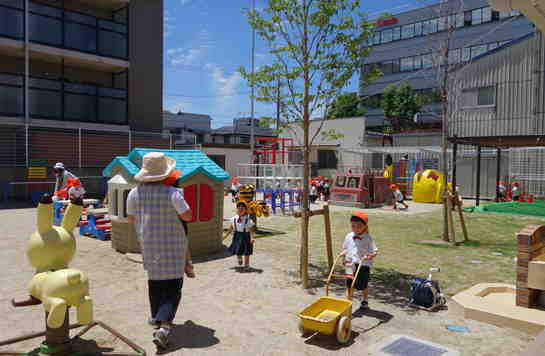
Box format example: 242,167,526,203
0,72,128,125
0,0,128,60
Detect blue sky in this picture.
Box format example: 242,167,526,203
162,0,424,128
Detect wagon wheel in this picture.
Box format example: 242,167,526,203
336,316,351,344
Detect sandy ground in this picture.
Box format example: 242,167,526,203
0,198,534,356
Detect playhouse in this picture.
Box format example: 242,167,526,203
330,171,391,208
103,148,229,256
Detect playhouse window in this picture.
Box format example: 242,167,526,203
112,189,118,216
123,190,130,218
335,176,346,187
347,177,360,189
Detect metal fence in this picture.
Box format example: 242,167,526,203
0,123,199,168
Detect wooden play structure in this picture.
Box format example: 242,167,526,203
103,148,229,256
294,204,334,289
329,171,391,208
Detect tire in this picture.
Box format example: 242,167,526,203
336,316,351,344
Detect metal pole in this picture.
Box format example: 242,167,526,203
249,0,256,163
78,128,82,168
476,145,482,206
25,124,28,169
496,148,501,202
128,131,131,152
24,0,29,124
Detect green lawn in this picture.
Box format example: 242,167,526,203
256,208,545,296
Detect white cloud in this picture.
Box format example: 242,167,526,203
166,29,214,69
205,63,243,112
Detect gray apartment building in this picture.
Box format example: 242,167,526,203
360,0,535,129
0,0,163,132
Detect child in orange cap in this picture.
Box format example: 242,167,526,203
390,184,408,210
340,211,378,310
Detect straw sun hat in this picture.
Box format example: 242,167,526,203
134,152,177,183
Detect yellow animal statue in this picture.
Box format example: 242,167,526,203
26,194,93,329
237,184,270,217
412,169,445,203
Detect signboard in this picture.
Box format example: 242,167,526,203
377,17,398,27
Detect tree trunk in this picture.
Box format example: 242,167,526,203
441,44,450,242
300,0,310,289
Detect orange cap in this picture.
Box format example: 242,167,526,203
389,184,397,190
351,211,368,224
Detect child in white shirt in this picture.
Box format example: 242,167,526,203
340,211,378,310
225,201,256,269
390,184,408,210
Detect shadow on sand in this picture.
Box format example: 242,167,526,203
155,320,219,355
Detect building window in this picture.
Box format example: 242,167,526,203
462,47,470,61
472,8,482,25
499,11,510,20
414,22,422,36
240,136,250,144
373,32,381,45
429,18,438,33
123,190,129,218
392,27,400,41
392,59,401,73
413,55,422,70
401,24,414,39
456,13,465,28
477,86,495,106
401,57,413,71
382,29,392,43
381,61,393,74
471,44,487,59
422,54,433,69
464,11,472,26
482,7,492,22
448,48,461,64
438,16,447,32
462,86,495,107
318,150,337,169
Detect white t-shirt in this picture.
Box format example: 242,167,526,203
310,186,317,195
394,189,404,202
342,232,378,267
231,214,255,233
68,186,86,199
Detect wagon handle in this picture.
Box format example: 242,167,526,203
350,262,364,291
326,253,345,296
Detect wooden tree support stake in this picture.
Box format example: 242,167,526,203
295,205,334,289
455,193,469,242
446,197,457,246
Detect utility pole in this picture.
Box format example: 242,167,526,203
276,79,281,131
249,0,256,163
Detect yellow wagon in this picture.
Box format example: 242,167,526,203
298,254,365,344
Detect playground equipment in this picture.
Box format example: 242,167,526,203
238,137,304,215
1,194,144,356
412,169,446,204
298,253,364,344
79,207,111,241
237,184,270,218
330,171,391,208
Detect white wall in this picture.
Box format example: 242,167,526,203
280,117,366,148
202,147,251,185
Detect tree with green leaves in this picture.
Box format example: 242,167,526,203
239,0,380,287
381,81,427,145
326,92,366,118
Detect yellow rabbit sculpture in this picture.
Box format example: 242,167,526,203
26,194,93,329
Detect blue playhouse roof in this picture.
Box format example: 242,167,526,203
103,148,230,182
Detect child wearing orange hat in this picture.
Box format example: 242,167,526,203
390,184,408,210
340,211,378,310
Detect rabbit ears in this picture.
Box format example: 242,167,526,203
37,194,84,234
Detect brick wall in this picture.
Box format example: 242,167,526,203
516,225,545,307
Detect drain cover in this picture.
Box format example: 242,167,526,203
381,337,448,356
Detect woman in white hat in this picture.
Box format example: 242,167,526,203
53,162,77,201
126,152,193,350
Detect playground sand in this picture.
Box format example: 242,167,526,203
0,198,535,356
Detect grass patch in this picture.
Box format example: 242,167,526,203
255,207,545,297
